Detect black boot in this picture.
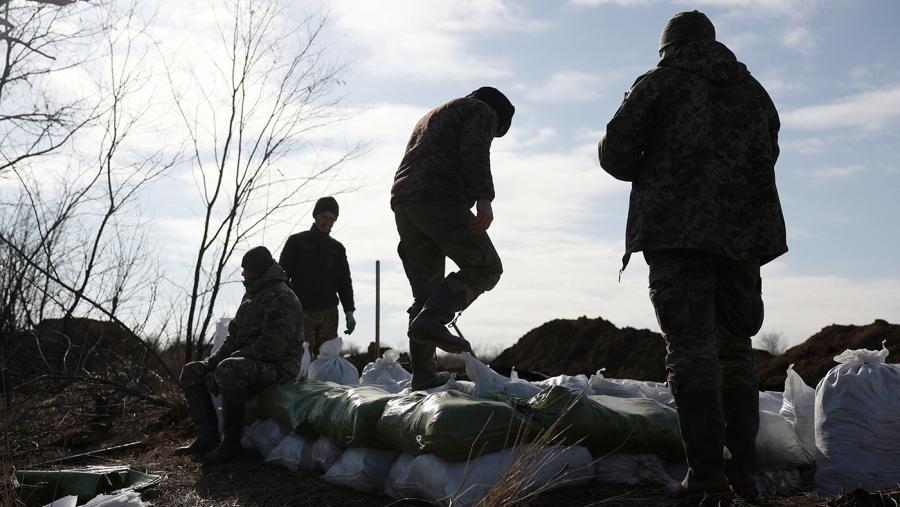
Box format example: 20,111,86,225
409,286,472,354
723,387,760,499
409,339,452,391
203,390,245,464
174,384,219,456
668,390,733,503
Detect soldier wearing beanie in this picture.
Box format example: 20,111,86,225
176,245,303,464
391,86,514,390
598,10,786,501
279,196,356,356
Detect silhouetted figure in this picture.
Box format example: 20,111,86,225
599,10,787,501
392,86,514,390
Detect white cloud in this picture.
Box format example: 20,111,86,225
520,70,608,103
329,1,546,82
782,86,900,132
781,137,825,155
781,26,816,54
805,165,866,179
569,0,818,20
757,69,808,97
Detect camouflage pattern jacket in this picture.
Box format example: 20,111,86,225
208,263,304,376
599,40,787,267
391,97,498,208
279,224,355,312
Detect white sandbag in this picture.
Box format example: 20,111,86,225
360,349,412,384
245,418,288,458
755,469,804,497
463,353,541,400
756,409,811,470
779,364,816,459
294,342,311,382
311,436,345,473
449,379,476,397
324,447,401,494
593,453,671,485
539,373,590,392
43,496,77,507
308,337,359,385
209,317,232,358
758,391,784,414
82,491,148,507
814,342,900,496
386,445,594,506
587,371,674,406
265,433,314,472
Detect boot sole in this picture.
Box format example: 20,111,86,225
408,327,472,354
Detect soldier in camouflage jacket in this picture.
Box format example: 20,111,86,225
392,86,514,390
177,246,303,463
599,11,787,500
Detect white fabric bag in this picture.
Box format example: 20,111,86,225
463,352,542,400
359,349,411,392
779,364,816,460
324,448,401,494
814,342,900,496
311,436,345,473
307,336,359,385
265,433,314,472
244,418,288,459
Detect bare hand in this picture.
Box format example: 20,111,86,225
471,199,493,233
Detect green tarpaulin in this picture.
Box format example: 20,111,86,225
308,385,401,448
15,466,160,504
248,380,348,436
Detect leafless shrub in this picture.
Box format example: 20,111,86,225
755,331,787,356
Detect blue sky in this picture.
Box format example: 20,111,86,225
22,0,896,354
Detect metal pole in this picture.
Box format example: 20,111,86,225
375,259,381,360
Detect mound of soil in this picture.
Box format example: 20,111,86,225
756,319,900,390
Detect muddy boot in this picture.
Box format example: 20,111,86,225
723,387,760,499
409,286,472,354
174,384,219,456
203,390,245,465
667,390,733,504
409,339,452,391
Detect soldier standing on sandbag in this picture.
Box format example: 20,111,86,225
279,196,356,356
598,11,787,501
176,246,304,464
392,86,514,390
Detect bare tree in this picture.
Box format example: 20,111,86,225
755,331,787,356
166,0,361,363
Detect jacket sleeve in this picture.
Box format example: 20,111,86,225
336,245,355,313
235,293,294,363
599,72,656,182
459,106,497,202
279,236,300,289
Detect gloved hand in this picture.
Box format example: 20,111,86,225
344,311,356,335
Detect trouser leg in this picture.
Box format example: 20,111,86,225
176,361,219,455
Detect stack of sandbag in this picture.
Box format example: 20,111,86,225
247,380,347,436
359,349,411,393
814,342,900,496
309,385,401,447
307,336,359,385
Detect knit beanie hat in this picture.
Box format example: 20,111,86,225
241,246,274,275
313,196,339,217
659,10,716,52
467,86,515,137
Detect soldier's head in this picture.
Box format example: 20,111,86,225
467,86,515,138
241,246,274,282
313,196,339,235
658,10,716,59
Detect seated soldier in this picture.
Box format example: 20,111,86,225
175,246,303,464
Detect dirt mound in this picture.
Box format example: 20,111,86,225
756,319,900,390
491,316,668,381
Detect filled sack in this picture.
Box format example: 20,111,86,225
308,384,401,447
308,336,359,385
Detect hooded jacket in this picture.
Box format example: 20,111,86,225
208,263,304,377
279,224,355,312
599,40,787,267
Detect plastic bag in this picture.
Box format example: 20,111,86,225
265,433,314,472
538,373,590,392
588,370,674,407
384,445,593,506
360,349,411,384
81,492,148,507
307,337,359,385
779,364,816,460
244,418,288,458
295,342,311,382
308,385,400,447
324,448,400,494
463,352,541,400
311,436,344,473
758,391,784,414
814,342,900,496
756,409,811,470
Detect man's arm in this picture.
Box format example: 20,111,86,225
278,235,300,288
459,105,496,204
234,293,295,363
336,245,355,315
599,72,656,182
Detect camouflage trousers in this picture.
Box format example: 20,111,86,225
303,307,339,357
644,249,764,395
179,356,291,396
393,201,503,316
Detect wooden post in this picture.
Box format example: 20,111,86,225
374,259,381,360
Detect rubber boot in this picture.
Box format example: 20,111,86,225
174,384,219,456
409,339,452,391
723,387,760,499
409,285,472,354
203,390,245,464
667,390,733,504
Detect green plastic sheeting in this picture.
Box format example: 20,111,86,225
15,466,160,504
308,385,402,448
518,386,685,462
376,390,538,461
248,380,348,436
